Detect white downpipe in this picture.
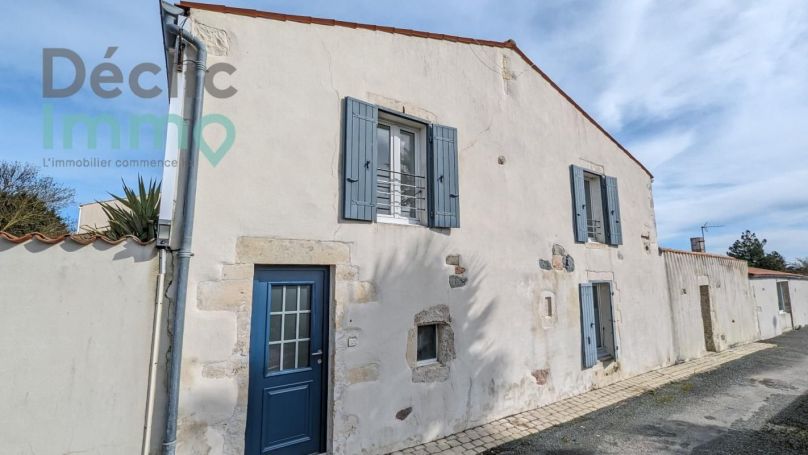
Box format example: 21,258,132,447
142,249,168,455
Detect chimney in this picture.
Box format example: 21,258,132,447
690,237,705,253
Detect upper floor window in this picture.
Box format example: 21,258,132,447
342,97,460,228
376,116,427,225
571,165,622,245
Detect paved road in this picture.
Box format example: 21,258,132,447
485,329,808,455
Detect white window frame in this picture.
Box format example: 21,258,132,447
376,113,427,226
416,324,439,366
583,172,607,244
777,281,790,313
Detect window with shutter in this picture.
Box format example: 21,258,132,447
580,281,619,368
428,125,460,228
342,97,460,228
343,98,378,221
571,166,622,245
579,283,598,369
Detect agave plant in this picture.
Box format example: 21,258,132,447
93,177,161,241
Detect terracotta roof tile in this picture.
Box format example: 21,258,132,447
0,231,153,246
176,1,653,178
748,266,807,280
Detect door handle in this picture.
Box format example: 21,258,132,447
312,350,323,357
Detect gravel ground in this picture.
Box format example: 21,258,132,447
484,328,808,455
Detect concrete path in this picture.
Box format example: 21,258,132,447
391,337,787,454
484,329,808,454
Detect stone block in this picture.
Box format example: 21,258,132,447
347,363,380,384
449,275,468,288
197,279,250,311
445,254,461,266
236,237,350,265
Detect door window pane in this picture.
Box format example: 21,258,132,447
270,286,283,312
284,314,298,340
297,340,310,368
269,315,282,342
417,324,438,363
299,285,311,311
284,286,298,311
267,344,281,373
298,313,310,339
282,343,296,370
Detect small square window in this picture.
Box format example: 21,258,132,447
417,324,438,364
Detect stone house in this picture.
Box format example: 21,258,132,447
159,2,676,454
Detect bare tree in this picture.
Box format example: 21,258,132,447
0,161,74,236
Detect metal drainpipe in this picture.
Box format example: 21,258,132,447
142,248,167,455
161,20,207,455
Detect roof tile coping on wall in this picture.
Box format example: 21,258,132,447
176,1,653,179
748,266,808,280
0,231,153,246
659,247,747,263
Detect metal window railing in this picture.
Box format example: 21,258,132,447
587,218,603,240
376,168,427,216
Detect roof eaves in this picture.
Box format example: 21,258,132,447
176,1,653,178
748,267,808,280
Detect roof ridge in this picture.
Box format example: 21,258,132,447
0,231,153,246
176,1,653,178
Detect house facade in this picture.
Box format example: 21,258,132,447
161,3,675,454
749,267,808,339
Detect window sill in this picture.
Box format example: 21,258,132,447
416,358,439,367
377,214,425,227
585,240,609,249
412,361,449,383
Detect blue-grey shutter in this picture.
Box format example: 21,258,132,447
428,124,460,228
604,176,622,245
571,165,587,242
579,283,598,369
342,97,378,221
607,282,620,360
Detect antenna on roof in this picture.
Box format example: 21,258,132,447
699,222,724,252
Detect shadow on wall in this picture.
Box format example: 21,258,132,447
349,233,517,449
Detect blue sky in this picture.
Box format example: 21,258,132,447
1,1,806,259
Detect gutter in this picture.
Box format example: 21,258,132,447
160,3,207,454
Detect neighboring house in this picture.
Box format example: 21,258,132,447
661,248,760,362
76,199,119,233
749,267,808,339
159,3,674,454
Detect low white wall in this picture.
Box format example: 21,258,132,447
0,235,162,455
663,249,759,361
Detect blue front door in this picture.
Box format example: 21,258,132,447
246,267,328,454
